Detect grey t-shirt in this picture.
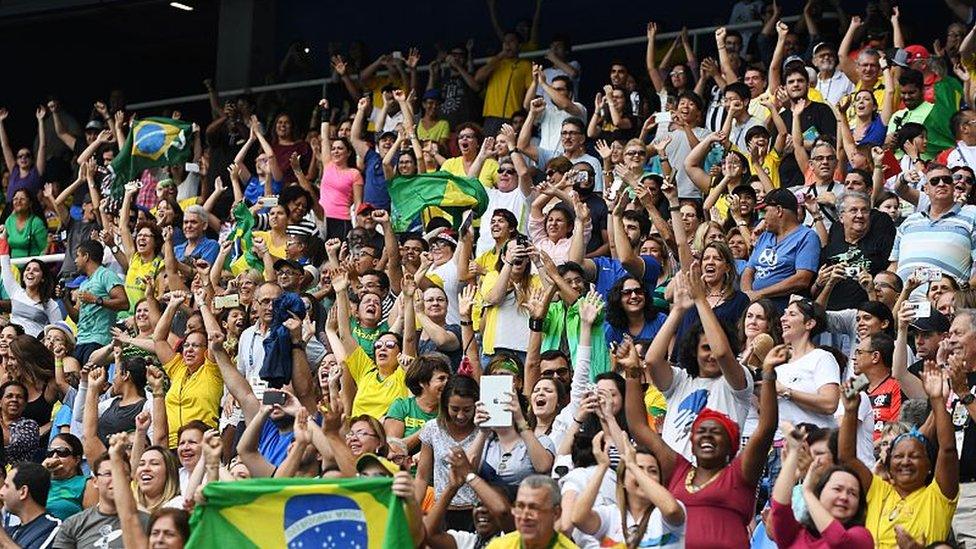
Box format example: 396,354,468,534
52,507,148,549
654,124,711,199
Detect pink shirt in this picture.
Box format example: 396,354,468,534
770,500,874,549
319,163,363,220
528,211,591,266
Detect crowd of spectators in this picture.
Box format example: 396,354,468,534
0,0,975,547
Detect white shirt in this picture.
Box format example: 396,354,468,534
834,393,877,470
776,349,842,436
537,101,587,152
591,501,687,549
816,70,856,106
427,260,460,324
945,140,976,170
661,365,753,461
236,324,268,382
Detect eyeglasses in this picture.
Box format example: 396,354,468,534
930,175,954,187
373,340,398,350
811,155,836,162
47,447,74,458
345,430,379,439
256,297,274,306
560,130,583,137
497,168,517,175
458,134,477,140
621,287,644,297
512,502,554,517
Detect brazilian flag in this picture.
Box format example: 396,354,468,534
226,202,264,275
186,477,412,549
388,170,488,232
109,117,193,197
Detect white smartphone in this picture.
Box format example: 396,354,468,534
262,195,279,207
910,301,932,318
845,373,870,399
480,375,514,428
251,378,268,401
184,162,200,174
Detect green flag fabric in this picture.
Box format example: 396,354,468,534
109,117,193,197
186,477,412,549
226,201,264,275
388,170,489,232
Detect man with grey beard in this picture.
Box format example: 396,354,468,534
944,308,976,546
812,42,854,106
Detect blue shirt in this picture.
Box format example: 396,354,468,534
747,226,821,309
258,418,294,467
174,236,220,265
362,149,390,210
604,312,668,346
243,176,283,206
592,255,661,301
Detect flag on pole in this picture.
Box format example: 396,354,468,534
109,117,193,197
388,170,489,232
186,477,412,549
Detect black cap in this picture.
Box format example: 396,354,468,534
730,184,757,200
910,309,951,333
273,258,303,272
764,188,798,212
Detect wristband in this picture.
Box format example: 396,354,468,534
961,393,975,405
529,318,545,332
761,370,777,381
460,320,473,326
573,416,584,425
668,205,681,212
737,220,748,227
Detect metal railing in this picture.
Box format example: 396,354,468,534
11,253,64,266
128,14,817,111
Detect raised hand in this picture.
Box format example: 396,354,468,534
458,283,476,318
108,432,128,460
578,290,604,325
35,106,46,120
135,410,151,433
406,47,421,69
331,55,347,76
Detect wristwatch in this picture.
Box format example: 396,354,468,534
465,472,478,485
96,296,104,306
961,393,975,406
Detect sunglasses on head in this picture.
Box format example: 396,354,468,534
47,447,74,458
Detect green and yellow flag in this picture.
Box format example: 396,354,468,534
186,477,412,549
226,201,264,276
109,117,193,197
388,170,488,232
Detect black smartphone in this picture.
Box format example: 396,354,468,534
262,391,286,406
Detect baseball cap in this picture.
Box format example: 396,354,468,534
904,45,930,63
909,309,950,333
356,202,376,216
378,131,397,142
730,184,757,200
422,89,442,101
812,42,835,56
764,188,798,211
64,275,88,289
85,119,104,132
355,453,399,476
427,228,458,248
302,264,320,286
640,172,664,185
273,258,303,273
782,55,806,69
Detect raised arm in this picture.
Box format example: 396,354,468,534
837,16,864,82
350,97,371,160
153,291,185,365
715,27,740,84
571,432,613,535
838,378,875,490
516,99,544,160
767,21,790,93
35,106,47,176
688,263,747,389
0,109,14,171
923,366,960,499
741,344,784,484
618,338,677,480
108,433,149,549
683,132,723,195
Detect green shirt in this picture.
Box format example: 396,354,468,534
77,265,125,346
46,474,86,520
4,215,47,258
386,396,438,437
351,319,389,360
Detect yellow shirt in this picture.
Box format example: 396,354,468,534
644,384,667,431
441,156,498,188
162,354,224,448
252,230,286,260
483,58,533,119
865,475,958,549
479,271,541,354
486,531,578,549
417,119,450,143
123,254,163,316
346,346,409,419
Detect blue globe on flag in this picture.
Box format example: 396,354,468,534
283,493,368,549
134,122,166,155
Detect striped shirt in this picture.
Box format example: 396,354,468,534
890,203,976,283
254,211,320,238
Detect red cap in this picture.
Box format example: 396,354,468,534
905,45,930,62
356,202,376,215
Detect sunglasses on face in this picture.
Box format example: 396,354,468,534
497,167,517,175
47,447,74,458
541,367,570,378
621,287,644,297
953,173,974,184
373,340,398,350
930,175,954,187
